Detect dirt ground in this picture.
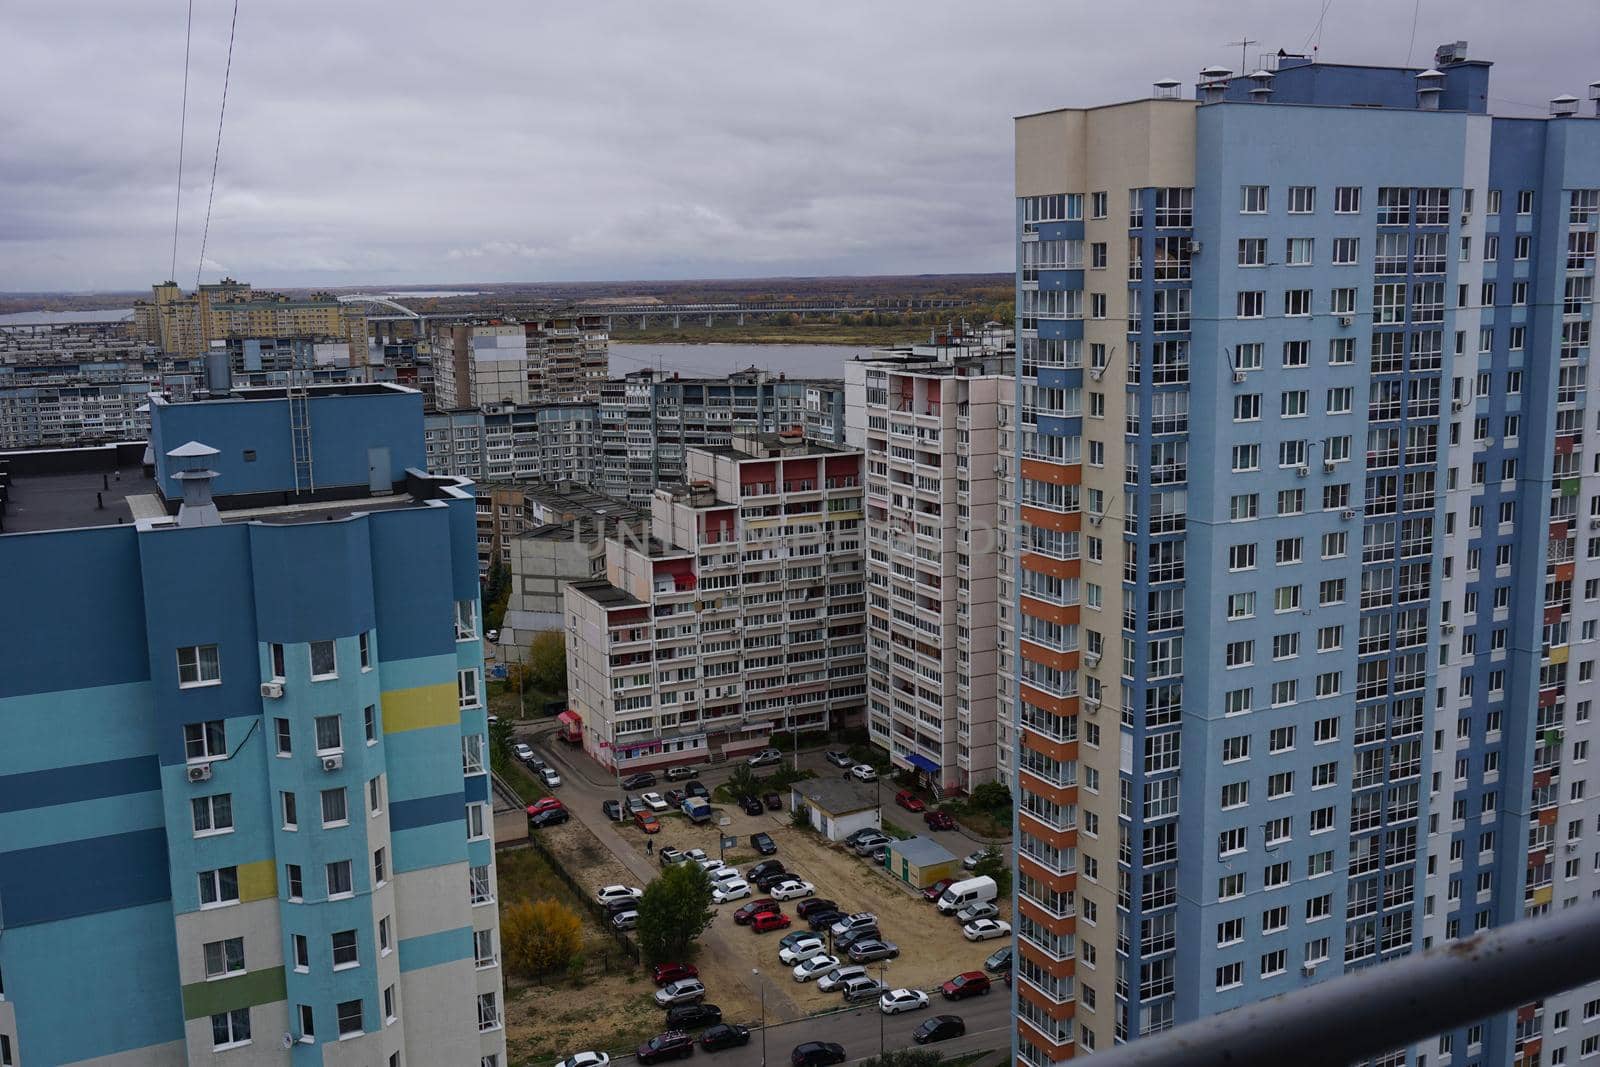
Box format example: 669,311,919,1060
504,971,662,1064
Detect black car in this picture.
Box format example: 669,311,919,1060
791,1042,846,1067
751,832,777,855
747,859,786,882
738,794,763,816
622,772,658,790
637,1031,696,1064
984,946,1013,974
699,1024,751,1052
806,909,846,931
528,808,570,829
602,799,624,821
666,789,687,807
763,792,783,811
834,926,881,950
913,1016,966,1045
684,780,709,799
796,898,838,918
665,1003,723,1030
753,869,792,891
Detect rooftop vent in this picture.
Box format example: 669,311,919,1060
1152,77,1181,99
1434,41,1469,66
1248,69,1275,101
1198,66,1233,103
1415,69,1445,111
168,440,222,528
1551,94,1579,117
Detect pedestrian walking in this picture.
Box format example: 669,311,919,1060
645,838,653,856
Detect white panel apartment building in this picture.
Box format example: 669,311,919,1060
846,345,1011,795
564,431,868,771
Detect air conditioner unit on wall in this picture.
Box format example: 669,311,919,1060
1341,509,1357,520
260,681,284,699
187,763,212,783
322,755,343,772
1233,370,1248,384
1296,465,1310,478
1339,316,1354,328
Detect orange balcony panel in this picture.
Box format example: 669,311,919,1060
1539,807,1560,827
1021,458,1081,486
1021,552,1081,580
1019,683,1076,717
1021,640,1078,672
1558,561,1576,584
1021,596,1079,626
1020,730,1080,765
1021,505,1082,534
1523,1038,1544,1058
1552,521,1571,540
1018,853,1080,896
1017,895,1078,936
1019,812,1079,852
1546,605,1565,626
1534,769,1553,789
1017,1017,1076,1062
1017,980,1078,1023
1540,688,1560,709
1018,771,1079,810
1527,848,1548,869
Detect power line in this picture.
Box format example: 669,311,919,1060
195,0,240,289
1404,0,1421,67
169,0,194,283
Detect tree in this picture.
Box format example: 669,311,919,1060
636,862,714,964
501,898,584,979
528,630,567,694
483,561,511,631
723,764,759,801
489,716,514,759
973,845,1012,898
968,780,1012,815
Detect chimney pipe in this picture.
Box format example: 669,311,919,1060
167,440,223,527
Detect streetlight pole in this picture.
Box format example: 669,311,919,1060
753,968,766,1067
878,961,887,1057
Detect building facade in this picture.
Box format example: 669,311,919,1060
133,281,366,365
0,384,505,1066
429,315,609,410
424,403,602,487
564,431,867,771
1010,45,1599,1066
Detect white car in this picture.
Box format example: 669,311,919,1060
541,766,562,788
654,978,706,1006
747,748,783,767
955,901,999,924
849,764,878,782
685,848,708,862
595,885,643,907
555,1053,611,1067
791,954,841,982
879,988,930,1015
696,857,726,872
817,965,869,993
962,850,985,870
513,742,535,763
770,879,816,901
962,918,1012,942
778,938,826,965
709,866,742,885
712,879,752,904
640,792,668,812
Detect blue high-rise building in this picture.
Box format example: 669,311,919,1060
0,383,506,1066
1008,43,1599,1065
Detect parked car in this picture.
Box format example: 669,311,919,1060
750,912,791,933
791,953,841,982
746,859,786,882
711,880,752,904
555,1053,609,1067
747,748,783,768
636,1031,696,1064
879,988,929,1015
660,847,689,867
869,847,888,864
962,849,985,870
956,901,999,924
849,764,878,782
684,780,710,799
770,879,815,901
627,795,649,815
894,790,926,813
641,792,669,812
921,878,954,903
611,910,639,931
640,956,696,984
699,1024,751,1052
654,979,707,1007
751,832,777,856
528,797,564,816
734,900,781,925
513,742,535,763
962,919,1012,942
709,867,744,886
796,897,838,918
843,827,880,847
940,971,991,1000
763,792,782,811
825,750,854,768
684,848,708,861
622,772,657,790
806,909,846,932
834,926,882,951
604,896,641,916
923,809,956,831
665,1003,722,1030
665,788,687,808
791,1042,846,1067
697,857,728,873
540,766,562,788
529,756,548,773
817,966,868,993
665,765,697,782
635,811,663,834
778,930,818,952
528,807,570,829
602,799,624,821
738,794,764,816
846,939,899,963
851,832,891,856
778,937,827,965
913,1015,967,1045
840,976,884,1002
597,885,643,906
753,869,793,892
984,946,1013,974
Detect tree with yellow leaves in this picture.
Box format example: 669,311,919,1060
501,898,583,979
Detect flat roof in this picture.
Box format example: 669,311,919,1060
889,835,957,866
792,777,879,814
2,465,153,533
567,579,642,608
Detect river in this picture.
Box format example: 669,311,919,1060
0,308,134,326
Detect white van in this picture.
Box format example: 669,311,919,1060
936,875,998,914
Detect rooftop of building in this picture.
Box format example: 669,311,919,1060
149,381,410,407
791,777,879,815
612,366,845,387
888,835,957,866
695,430,856,462
1,462,155,534
566,578,643,608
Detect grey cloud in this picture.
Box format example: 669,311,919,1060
1,0,1595,291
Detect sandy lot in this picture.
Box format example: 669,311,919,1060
504,971,662,1065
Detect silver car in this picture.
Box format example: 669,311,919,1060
846,939,900,963
840,975,885,1002
818,965,869,993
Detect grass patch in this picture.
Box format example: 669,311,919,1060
880,819,912,840
487,679,564,722
491,746,549,806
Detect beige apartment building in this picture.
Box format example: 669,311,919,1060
132,279,366,363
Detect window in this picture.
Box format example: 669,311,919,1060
292,933,310,972
475,928,495,967
338,999,365,1038
310,640,337,679
1238,238,1267,267
374,847,387,886
192,794,234,836
369,775,384,815
298,1004,315,1042
380,915,394,955
1333,237,1358,265
322,787,348,827
286,864,304,901
270,643,286,679
1216,962,1243,990
458,668,480,710
332,930,359,969
211,1008,251,1050
1288,186,1315,214
198,866,239,909
384,984,398,1025
315,715,342,754
1285,290,1312,317
1286,238,1313,266
274,717,292,756
363,705,378,745
468,803,489,840
1228,544,1256,571
471,864,494,905
327,860,353,899
359,632,372,670
1261,948,1287,977
1241,185,1268,213
1237,291,1265,318
184,720,226,762
1334,186,1361,213
177,644,221,687
1518,190,1533,214
203,937,245,979
478,992,501,1032
1221,781,1249,809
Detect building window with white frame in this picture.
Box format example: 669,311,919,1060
310,640,337,679
183,720,226,762
337,999,364,1038
315,714,342,754
210,1007,251,1050
467,803,488,841
458,668,480,710
177,644,221,687
198,866,239,909
326,860,353,899
359,632,372,671
192,794,233,837
203,937,245,979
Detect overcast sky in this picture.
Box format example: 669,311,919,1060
2,1,1595,293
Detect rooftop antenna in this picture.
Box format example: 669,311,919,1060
1228,36,1260,73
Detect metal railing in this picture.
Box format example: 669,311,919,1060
1080,902,1600,1067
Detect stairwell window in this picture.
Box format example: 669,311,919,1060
198,866,239,909
177,644,221,688
365,705,378,745
203,937,246,979
286,864,304,901
467,803,489,841
470,864,494,905
455,600,478,640
475,929,496,968
359,632,372,671
270,643,286,679
310,640,337,679
275,717,292,756
210,1008,251,1050
458,668,481,710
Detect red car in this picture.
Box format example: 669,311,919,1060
941,971,991,1000
527,797,565,817
750,911,791,933
923,809,955,831
734,899,781,925
635,811,662,834
651,962,700,986
921,878,954,902
894,790,926,813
